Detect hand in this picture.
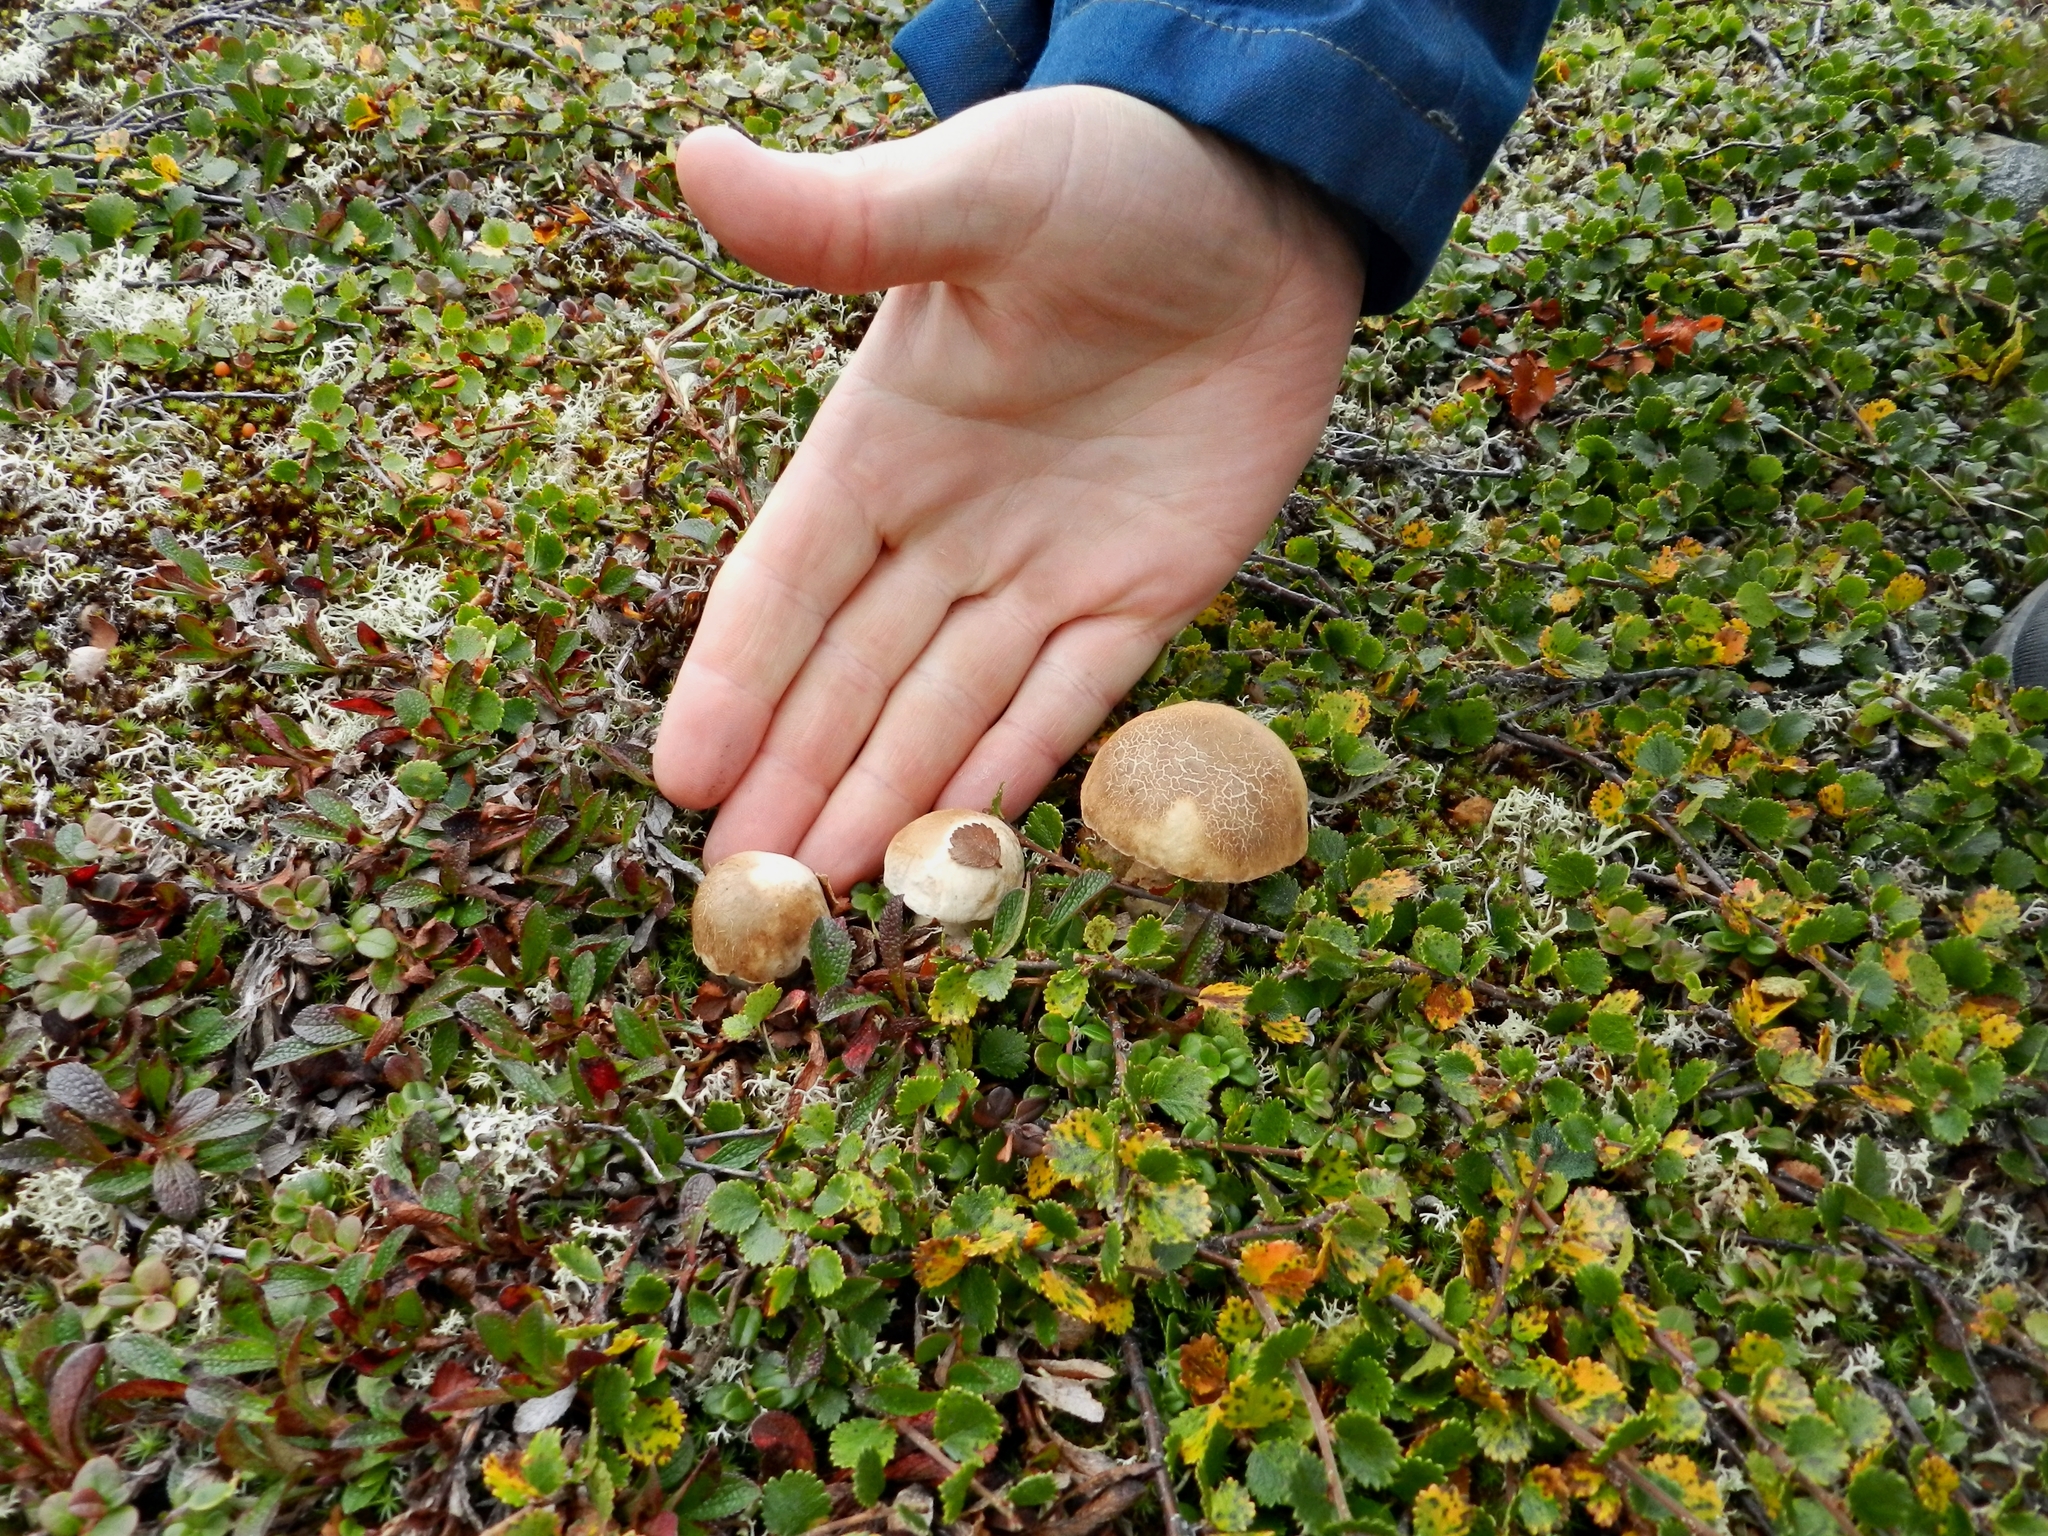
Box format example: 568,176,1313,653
652,84,1363,889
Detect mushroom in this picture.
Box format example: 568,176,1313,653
691,850,829,985
1079,700,1308,887
883,808,1024,946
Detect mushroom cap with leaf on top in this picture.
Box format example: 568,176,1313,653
1079,701,1308,884
691,850,829,984
883,809,1024,927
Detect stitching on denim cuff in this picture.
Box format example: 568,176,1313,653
970,0,1028,67
1056,0,1464,146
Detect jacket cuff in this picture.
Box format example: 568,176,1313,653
893,0,1051,119
1023,0,1540,312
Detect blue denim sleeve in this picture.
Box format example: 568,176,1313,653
892,0,1558,312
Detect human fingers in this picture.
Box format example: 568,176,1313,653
790,595,1054,886
693,551,967,864
935,615,1178,821
674,100,1055,294
650,437,885,808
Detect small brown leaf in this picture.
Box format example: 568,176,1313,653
749,1409,816,1474
1449,795,1495,831
948,821,1003,870
153,1153,203,1224
1178,1335,1230,1404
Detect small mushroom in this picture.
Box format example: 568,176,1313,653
1079,700,1308,886
883,808,1024,946
690,850,829,985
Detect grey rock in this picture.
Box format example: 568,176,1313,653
1976,133,2048,221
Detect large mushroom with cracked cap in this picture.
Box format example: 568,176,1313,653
1079,701,1308,887
884,809,1024,945
691,850,829,984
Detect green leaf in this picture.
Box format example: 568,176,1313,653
1130,1177,1212,1246
1252,1322,1314,1383
1009,1475,1059,1508
394,760,449,801
1022,802,1065,851
1781,1415,1849,1483
704,1181,763,1236
759,1471,831,1536
809,917,852,994
1412,925,1463,976
806,1246,845,1298
1333,1412,1401,1488
1558,948,1611,995
933,1387,1004,1461
977,1025,1030,1079
1785,904,1867,951
1132,1053,1214,1125
549,1241,603,1285
829,1418,897,1471
84,192,139,245
1633,729,1688,782
1847,1468,1919,1529
947,1356,1023,1396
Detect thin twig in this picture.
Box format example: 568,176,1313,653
1120,1335,1188,1536
1243,1285,1350,1522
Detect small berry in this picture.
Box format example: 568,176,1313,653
212,361,230,377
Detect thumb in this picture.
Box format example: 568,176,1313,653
673,109,1042,293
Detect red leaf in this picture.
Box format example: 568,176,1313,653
1530,297,1564,327
333,696,396,716
840,1014,882,1075
97,1379,186,1405
750,1410,817,1474
582,1058,622,1096
1505,353,1564,427
46,1342,106,1467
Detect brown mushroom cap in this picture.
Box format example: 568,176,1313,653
1079,701,1308,883
883,809,1024,927
691,850,829,984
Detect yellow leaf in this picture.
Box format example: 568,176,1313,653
1414,1483,1476,1536
1856,397,1898,430
93,128,130,161
482,1454,539,1508
1548,586,1584,614
1260,1014,1313,1044
1554,1187,1632,1273
1350,868,1422,919
1752,1365,1817,1425
1589,782,1627,825
620,1396,684,1465
1958,887,2022,940
1217,1295,1263,1345
1643,1454,1724,1521
1087,1285,1133,1333
1731,979,1799,1040
1915,1454,1959,1514
1025,1156,1058,1199
912,1237,969,1288
1239,1240,1318,1307
1422,982,1474,1031
1319,689,1373,735
149,154,181,182
1884,571,1927,611
1217,1374,1296,1429
1817,782,1846,816
1030,1264,1096,1322
1198,982,1252,1018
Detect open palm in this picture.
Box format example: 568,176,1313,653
652,85,1363,889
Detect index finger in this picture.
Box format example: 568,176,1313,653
652,442,883,809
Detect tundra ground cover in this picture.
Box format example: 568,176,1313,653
1,0,2047,1532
